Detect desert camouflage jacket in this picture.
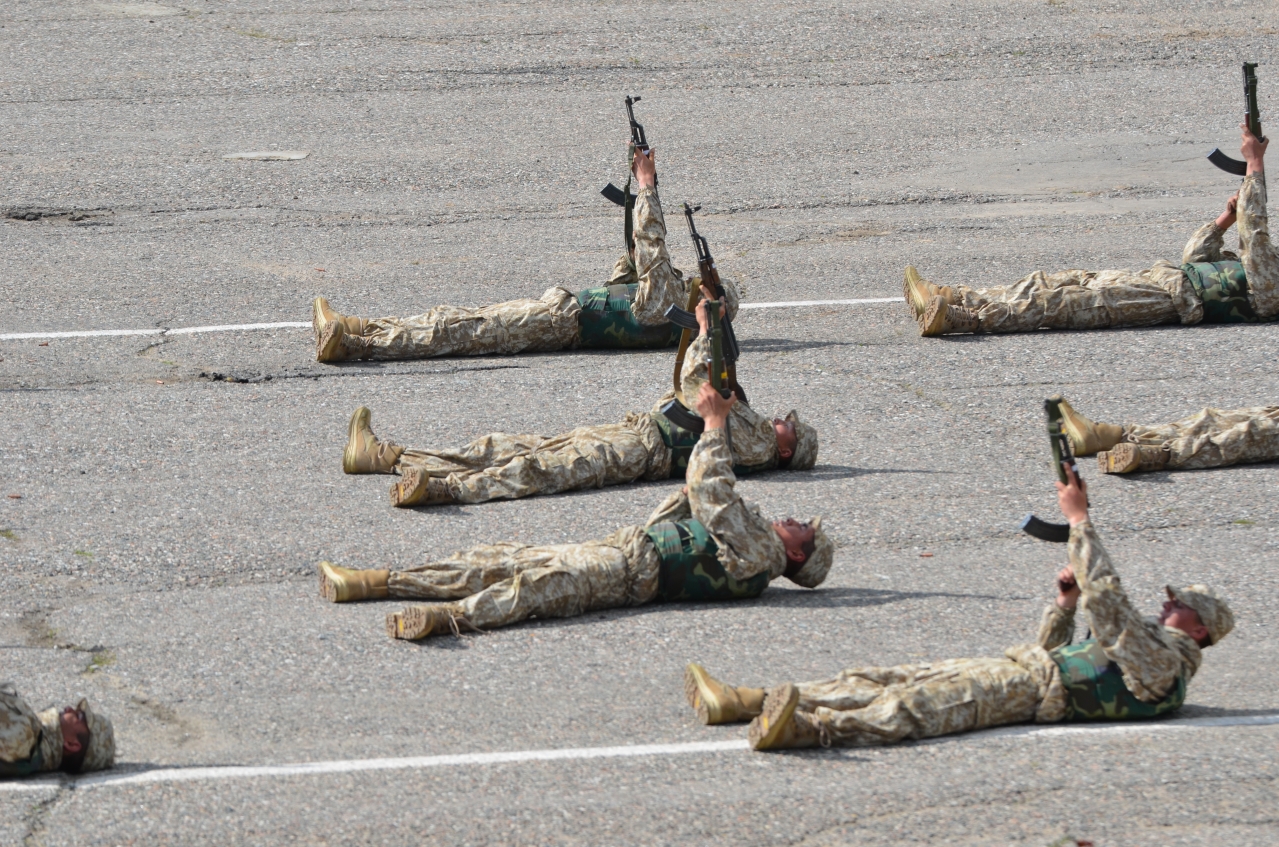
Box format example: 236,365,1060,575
0,683,62,773
1035,521,1202,703
641,428,787,582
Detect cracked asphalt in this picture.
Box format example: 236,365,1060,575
1,0,1278,844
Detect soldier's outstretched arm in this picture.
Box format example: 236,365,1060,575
685,384,784,580
629,149,686,326
1057,466,1187,701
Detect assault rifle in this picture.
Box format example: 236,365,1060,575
601,95,653,210
1020,396,1084,543
665,204,745,399
660,298,731,434
1208,63,1265,176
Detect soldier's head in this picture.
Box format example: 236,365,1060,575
774,411,818,470
58,699,115,774
1161,585,1234,649
771,516,834,588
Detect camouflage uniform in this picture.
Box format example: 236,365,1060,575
383,428,831,634
788,522,1205,746
951,175,1279,332
1121,405,1279,470
323,188,738,361
392,333,798,504
0,684,115,776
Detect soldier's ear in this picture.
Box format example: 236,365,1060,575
785,547,806,564
778,446,793,460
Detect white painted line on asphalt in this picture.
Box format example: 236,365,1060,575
0,328,165,341
0,322,311,341
0,299,904,342
1,712,1275,794
740,297,904,309
165,321,311,336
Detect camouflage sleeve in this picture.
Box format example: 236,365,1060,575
630,188,690,326
1068,521,1188,702
1238,173,1279,319
676,339,777,468
679,333,710,403
687,428,788,580
1037,603,1075,651
1182,222,1227,264
644,487,692,527
0,683,42,765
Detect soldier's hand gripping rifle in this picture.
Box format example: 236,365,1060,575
1020,396,1086,543
664,204,745,401
600,96,654,250
1208,63,1265,176
660,298,732,435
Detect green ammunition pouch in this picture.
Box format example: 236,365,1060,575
645,519,770,603
1050,639,1186,721
653,412,701,477
0,744,45,778
576,283,682,349
1182,261,1259,324
652,413,778,479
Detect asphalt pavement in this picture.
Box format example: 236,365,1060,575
2,1,1278,844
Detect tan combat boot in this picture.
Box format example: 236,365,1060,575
318,562,389,603
918,295,979,337
390,467,455,507
684,663,766,725
343,407,404,474
386,604,477,640
313,297,347,363
1098,443,1170,474
1056,398,1124,457
747,684,823,751
903,266,956,319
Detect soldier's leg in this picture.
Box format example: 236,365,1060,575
1237,174,1279,318
954,268,1182,333
389,541,641,638
330,287,582,361
752,658,1040,750
1121,406,1279,470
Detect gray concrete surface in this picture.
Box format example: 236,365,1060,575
2,0,1278,844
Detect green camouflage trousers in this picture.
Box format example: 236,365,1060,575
398,412,670,504
796,655,1050,746
1125,405,1279,470
953,263,1198,333
387,526,660,631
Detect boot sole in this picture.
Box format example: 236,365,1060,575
390,468,428,507
316,319,346,363
748,685,799,751
342,407,371,474
318,562,340,602
683,663,723,725
919,295,948,337
1100,443,1141,474
903,266,930,318
389,606,437,640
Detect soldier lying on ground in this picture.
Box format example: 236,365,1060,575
905,125,1278,336
342,295,817,507
1051,397,1279,475
1,684,114,777
311,144,737,362
318,382,835,640
684,464,1232,751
